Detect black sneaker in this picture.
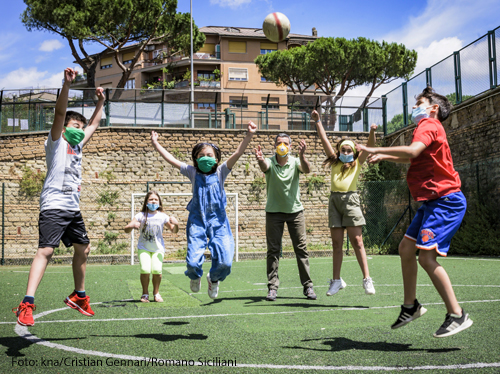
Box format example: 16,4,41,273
304,287,317,300
266,289,277,301
433,309,473,338
391,299,427,329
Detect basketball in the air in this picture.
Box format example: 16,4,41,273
262,12,291,43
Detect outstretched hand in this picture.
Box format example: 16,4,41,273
370,123,378,132
298,140,307,156
151,131,159,145
248,121,257,133
64,68,77,84
367,154,383,164
95,87,105,101
355,143,367,153
311,110,320,122
254,145,264,162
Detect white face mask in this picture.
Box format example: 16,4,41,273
411,106,432,125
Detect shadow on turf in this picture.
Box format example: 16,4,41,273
90,332,207,343
0,336,86,357
284,337,461,353
202,296,367,309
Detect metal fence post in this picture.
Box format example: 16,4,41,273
488,30,498,89
425,68,432,88
161,89,164,127
454,51,463,104
2,183,4,265
402,82,408,127
105,88,110,127
382,95,387,136
0,90,3,134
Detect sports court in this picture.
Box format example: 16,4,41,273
1,255,499,373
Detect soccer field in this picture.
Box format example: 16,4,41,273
1,255,499,373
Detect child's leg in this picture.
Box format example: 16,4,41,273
26,247,55,296
207,219,234,282
399,237,419,305
185,221,208,280
418,249,461,315
151,252,164,295
330,228,344,279
72,243,91,291
139,250,153,295
346,226,369,278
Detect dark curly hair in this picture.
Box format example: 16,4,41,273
191,143,221,174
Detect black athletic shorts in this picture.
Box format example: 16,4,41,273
38,209,90,248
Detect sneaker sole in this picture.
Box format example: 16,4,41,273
190,280,201,293
391,306,427,329
206,273,218,299
16,315,34,327
64,298,94,317
365,289,376,295
433,318,473,338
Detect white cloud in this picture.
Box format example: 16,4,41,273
39,39,64,52
210,0,252,9
0,67,63,90
0,33,21,62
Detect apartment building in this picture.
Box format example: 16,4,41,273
72,26,317,129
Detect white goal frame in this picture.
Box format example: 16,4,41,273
130,193,239,265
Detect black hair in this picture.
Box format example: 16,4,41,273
191,143,221,174
64,111,87,127
415,86,452,122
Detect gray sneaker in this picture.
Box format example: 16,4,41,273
304,287,317,300
266,289,277,301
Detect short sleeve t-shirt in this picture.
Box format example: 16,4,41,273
330,159,362,192
264,155,303,214
180,161,231,192
39,134,82,211
407,118,461,201
135,211,170,253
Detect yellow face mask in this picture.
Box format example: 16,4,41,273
276,142,289,157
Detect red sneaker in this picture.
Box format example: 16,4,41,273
64,292,95,316
12,302,36,326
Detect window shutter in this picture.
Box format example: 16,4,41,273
228,41,246,53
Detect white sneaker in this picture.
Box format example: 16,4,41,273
206,273,219,299
190,278,201,293
363,277,376,295
326,278,346,296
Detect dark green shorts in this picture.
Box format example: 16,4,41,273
328,191,365,227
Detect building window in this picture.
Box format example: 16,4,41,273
122,52,135,65
229,96,248,109
100,56,113,69
197,71,216,80
124,79,135,90
260,42,278,55
261,76,268,82
228,41,246,53
261,97,279,110
197,103,216,110
228,68,248,81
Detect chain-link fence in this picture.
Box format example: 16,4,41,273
384,25,500,135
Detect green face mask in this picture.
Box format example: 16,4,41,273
197,156,217,173
64,126,85,146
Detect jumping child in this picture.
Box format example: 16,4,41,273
13,68,105,326
356,87,473,337
124,191,179,302
311,110,377,296
151,121,257,299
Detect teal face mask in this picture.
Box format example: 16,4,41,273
197,156,217,173
64,126,85,146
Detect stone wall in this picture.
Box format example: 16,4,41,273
0,127,371,257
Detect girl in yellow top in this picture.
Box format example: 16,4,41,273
311,110,377,296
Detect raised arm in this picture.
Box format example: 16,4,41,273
254,145,269,172
151,131,182,170
297,139,311,174
82,87,105,147
311,110,335,157
51,68,77,141
357,124,378,165
226,121,257,170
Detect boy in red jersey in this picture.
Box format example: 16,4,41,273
356,87,472,338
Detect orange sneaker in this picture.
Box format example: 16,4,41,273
64,292,95,316
12,302,36,326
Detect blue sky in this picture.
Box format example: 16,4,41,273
1,0,499,97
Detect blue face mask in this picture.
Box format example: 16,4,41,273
339,153,354,163
411,106,430,125
147,203,159,211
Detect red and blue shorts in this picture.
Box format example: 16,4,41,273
404,191,466,256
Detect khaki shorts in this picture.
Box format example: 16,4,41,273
328,191,366,227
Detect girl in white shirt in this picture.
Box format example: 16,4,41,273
125,191,178,302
